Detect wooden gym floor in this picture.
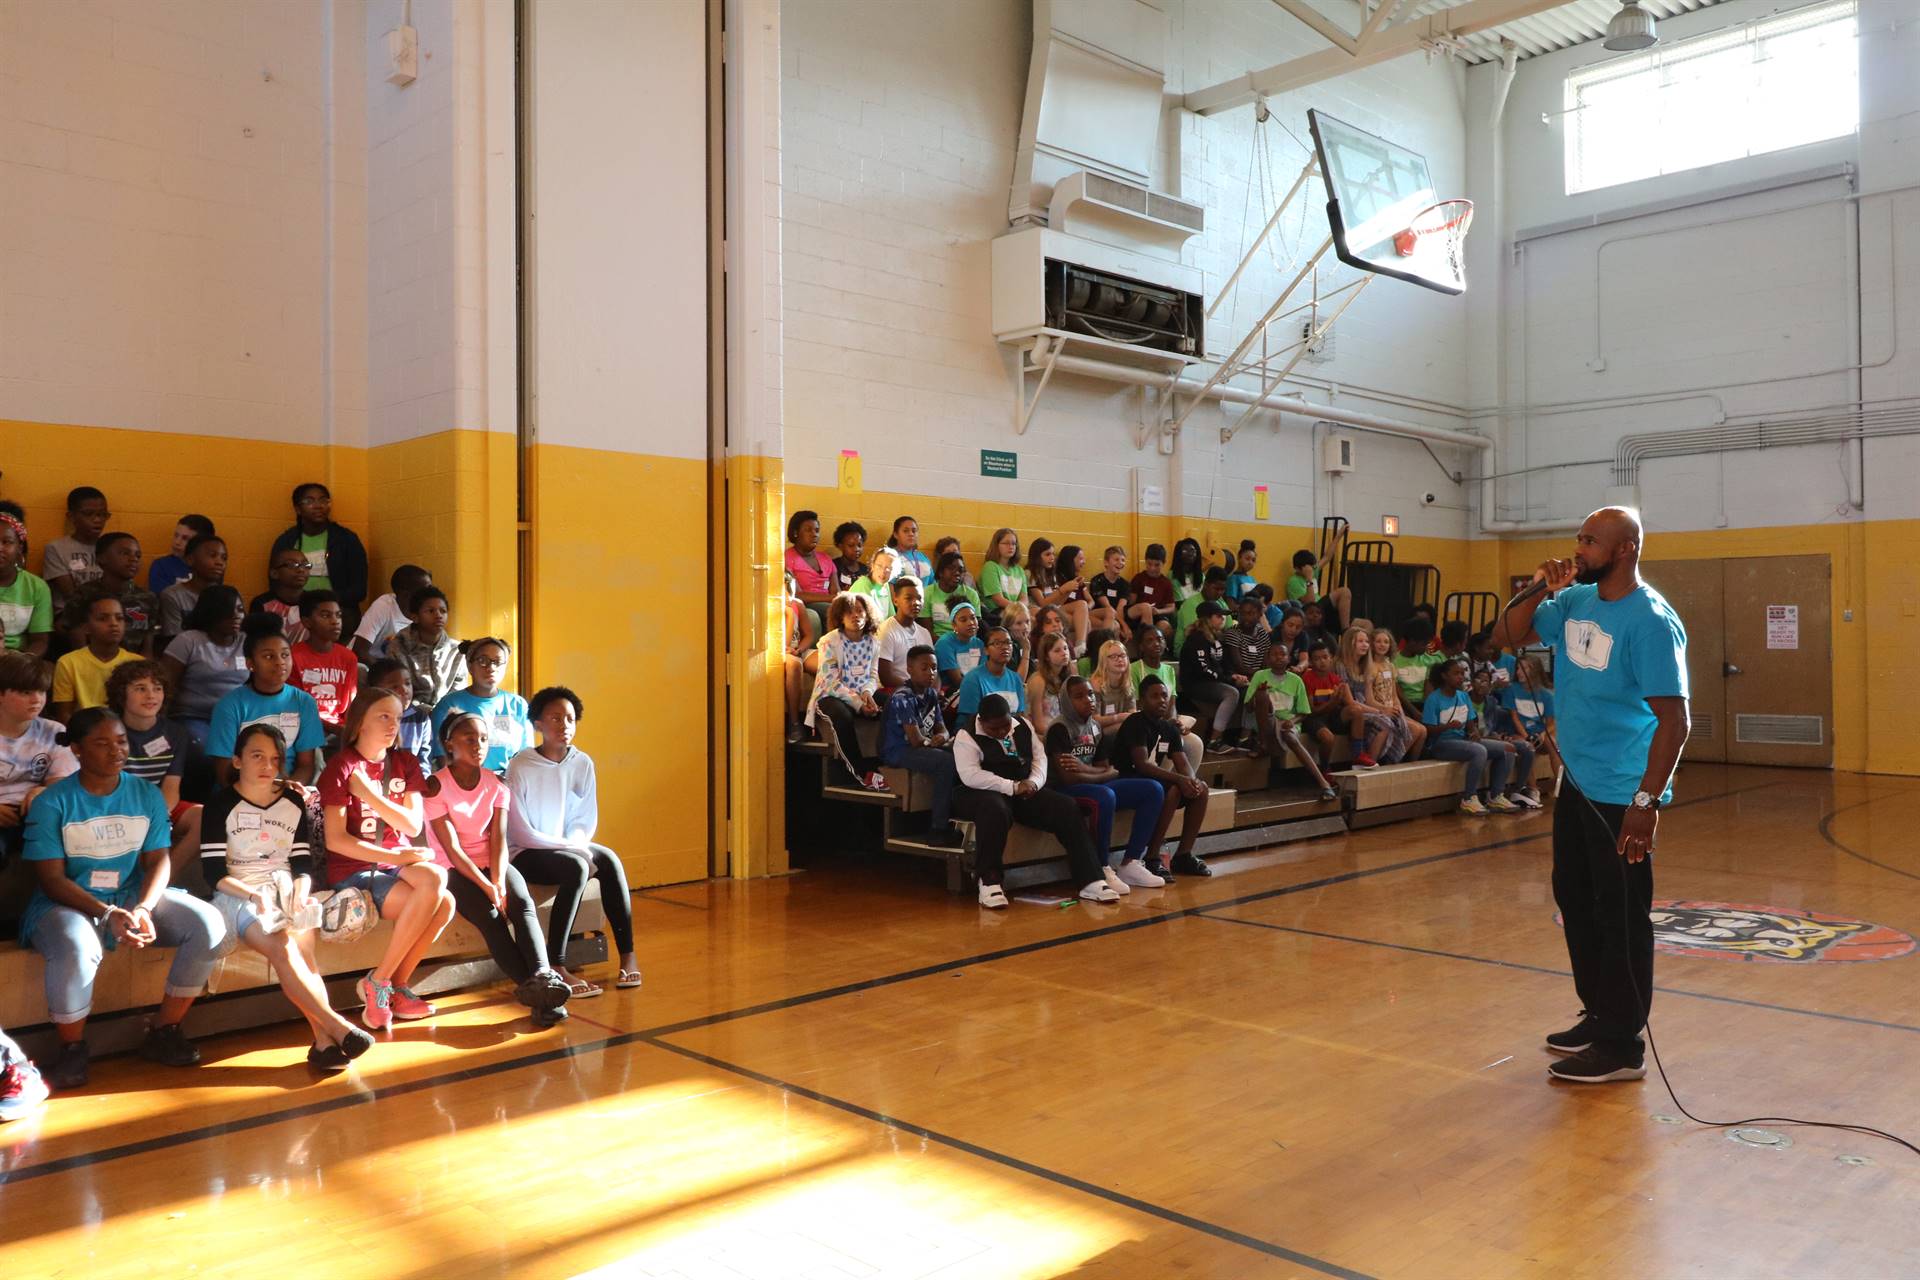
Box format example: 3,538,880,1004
3,762,1919,1279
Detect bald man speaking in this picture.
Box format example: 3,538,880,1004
1491,508,1690,1084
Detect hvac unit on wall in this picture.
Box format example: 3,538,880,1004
992,226,1205,361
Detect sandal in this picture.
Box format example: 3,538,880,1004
565,976,603,999
615,969,643,989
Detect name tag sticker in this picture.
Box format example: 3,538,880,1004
88,870,119,890
233,655,250,670
306,551,330,578
70,553,90,571
233,811,263,830
147,735,170,755
491,715,518,743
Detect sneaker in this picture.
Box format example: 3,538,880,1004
1319,786,1339,802
337,1028,375,1060
358,975,394,1031
1117,860,1166,888
1458,795,1490,816
978,883,1009,910
785,724,806,744
42,1042,88,1091
139,1022,202,1069
1512,788,1544,809
1170,852,1212,878
1547,1045,1646,1084
1079,880,1120,903
0,1062,50,1121
1545,1013,1599,1056
1100,866,1132,897
1353,752,1379,770
307,1043,351,1073
860,771,891,792
532,1004,571,1028
1487,794,1522,814
516,973,571,1011
389,985,437,1020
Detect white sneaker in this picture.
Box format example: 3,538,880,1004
1079,880,1120,903
1514,788,1544,809
978,884,1009,909
1487,794,1522,813
1117,860,1166,888
1101,866,1132,896
1458,795,1490,816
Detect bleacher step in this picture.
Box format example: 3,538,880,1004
1232,786,1343,826
822,784,903,808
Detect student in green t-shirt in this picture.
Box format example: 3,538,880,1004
0,514,54,656
270,483,369,631
979,528,1027,622
1173,567,1231,653
1127,626,1204,775
1286,549,1353,630
923,552,983,641
1391,616,1446,716
848,547,898,624
1247,642,1337,800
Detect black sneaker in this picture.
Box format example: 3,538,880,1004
1145,857,1175,882
921,828,965,848
531,1004,571,1028
1545,1013,1599,1055
139,1022,203,1069
337,1028,375,1060
516,973,571,1011
43,1041,89,1090
1547,1045,1646,1084
1171,852,1212,878
307,1043,351,1073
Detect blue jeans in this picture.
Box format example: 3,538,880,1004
1060,778,1167,866
31,890,226,1024
886,745,958,828
1426,735,1514,797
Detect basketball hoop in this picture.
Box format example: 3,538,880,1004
1392,198,1474,279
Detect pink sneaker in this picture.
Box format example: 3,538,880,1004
389,985,437,1020
0,1061,50,1122
357,976,393,1031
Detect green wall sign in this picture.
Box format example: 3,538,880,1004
980,449,1018,479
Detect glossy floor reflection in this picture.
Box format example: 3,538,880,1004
3,764,1918,1278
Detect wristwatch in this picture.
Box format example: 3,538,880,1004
1631,790,1658,811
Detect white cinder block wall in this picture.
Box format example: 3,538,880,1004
780,0,1481,541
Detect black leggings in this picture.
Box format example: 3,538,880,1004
952,786,1102,889
814,696,880,775
445,862,548,984
511,844,635,966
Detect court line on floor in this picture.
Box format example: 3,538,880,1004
641,1034,1375,1280
0,783,1768,1187
1816,790,1920,883
1197,914,1920,1037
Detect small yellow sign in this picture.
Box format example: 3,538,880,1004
1253,484,1270,522
838,449,862,495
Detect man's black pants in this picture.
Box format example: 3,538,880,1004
1552,779,1654,1056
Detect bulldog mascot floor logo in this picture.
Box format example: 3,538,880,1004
1647,900,1916,963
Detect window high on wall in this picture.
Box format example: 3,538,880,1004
1565,0,1858,194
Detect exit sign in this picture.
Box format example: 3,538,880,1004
1382,515,1400,536
980,449,1018,479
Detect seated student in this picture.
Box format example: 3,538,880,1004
1030,603,1066,655
0,512,54,657
1054,546,1099,653
934,601,985,692
385,585,468,712
1247,644,1340,800
1270,604,1308,673
1173,567,1230,653
885,515,934,583
149,515,214,596
953,693,1114,909
1422,658,1535,815
1493,655,1556,800
319,686,456,1029
1023,632,1073,737
207,614,326,786
1370,627,1427,760
829,521,868,594
1112,677,1212,881
1286,549,1352,629
1127,543,1178,640
923,552,983,641
1086,639,1136,733
1409,602,1440,639
1128,627,1204,772
783,572,816,743
1001,601,1033,679
1,1021,49,1122
1168,537,1206,603
956,626,1026,732
23,707,225,1087
1301,640,1372,776
1335,627,1399,768
290,590,357,737
249,546,313,646
1046,676,1167,894
933,536,975,590
1025,539,1090,657
202,723,375,1070
807,593,889,791
157,533,229,643
979,528,1026,626
426,712,571,1026
874,576,929,692
507,686,642,994
106,659,203,882
51,591,140,720
430,637,531,773
0,652,80,871
1226,539,1261,601
1179,600,1244,754
1085,546,1133,642
1468,629,1508,702
352,564,432,664
1074,628,1115,680
1296,598,1336,656
365,657,435,770
159,585,249,746
1391,616,1444,720
849,546,898,624
1220,595,1272,680
786,511,835,635
879,645,962,847
69,532,158,656
1437,619,1471,669
273,483,369,628
41,486,111,618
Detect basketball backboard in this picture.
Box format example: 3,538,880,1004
1307,109,1468,296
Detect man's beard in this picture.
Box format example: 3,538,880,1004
1574,557,1608,585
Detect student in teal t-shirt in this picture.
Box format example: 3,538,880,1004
431,636,532,773
0,514,54,656
207,616,326,784
924,552,983,640
934,603,986,692
1247,643,1337,799
1422,658,1534,814
955,627,1026,726
23,707,226,1088
1226,539,1261,600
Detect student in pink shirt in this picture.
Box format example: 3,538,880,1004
425,712,571,1026
784,510,835,637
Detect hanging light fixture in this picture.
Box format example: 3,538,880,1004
1603,0,1659,50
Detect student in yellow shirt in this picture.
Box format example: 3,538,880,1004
50,589,141,721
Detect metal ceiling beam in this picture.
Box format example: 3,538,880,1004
1268,0,1361,54
1185,0,1581,113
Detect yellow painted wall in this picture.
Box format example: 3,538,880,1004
366,429,519,643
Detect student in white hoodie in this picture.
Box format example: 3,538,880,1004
505,687,640,997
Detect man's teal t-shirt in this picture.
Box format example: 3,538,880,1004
1530,583,1687,805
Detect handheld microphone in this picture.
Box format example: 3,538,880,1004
1503,575,1552,612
